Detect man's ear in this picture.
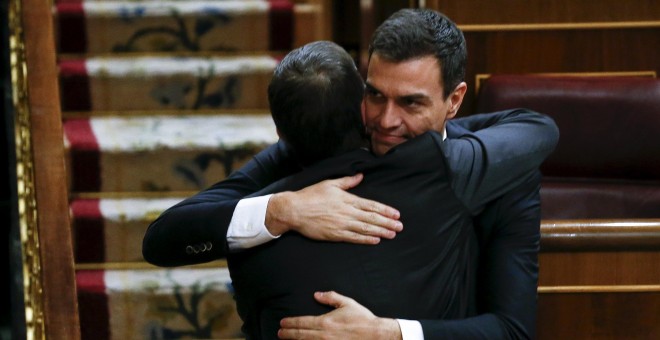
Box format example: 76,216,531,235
447,81,468,120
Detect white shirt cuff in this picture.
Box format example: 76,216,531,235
397,319,424,340
227,195,280,251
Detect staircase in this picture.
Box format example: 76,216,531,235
53,0,330,338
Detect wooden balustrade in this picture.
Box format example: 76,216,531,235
10,0,80,338
538,220,660,339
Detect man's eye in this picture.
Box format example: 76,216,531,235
366,91,385,102
405,99,419,107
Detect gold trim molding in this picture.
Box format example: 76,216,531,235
460,20,660,32
9,0,45,338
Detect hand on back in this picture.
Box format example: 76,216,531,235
266,174,403,244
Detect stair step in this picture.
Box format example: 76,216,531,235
77,267,242,339
59,55,279,111
71,197,187,263
55,0,294,54
63,114,278,192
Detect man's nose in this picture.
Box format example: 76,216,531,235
379,101,402,129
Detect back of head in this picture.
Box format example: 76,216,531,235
369,8,466,99
269,41,367,166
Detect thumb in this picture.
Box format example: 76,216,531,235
333,173,363,190
314,291,351,309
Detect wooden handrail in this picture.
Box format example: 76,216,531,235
541,219,660,251
11,0,81,338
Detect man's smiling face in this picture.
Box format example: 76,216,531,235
364,53,465,155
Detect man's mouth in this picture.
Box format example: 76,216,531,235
373,131,407,145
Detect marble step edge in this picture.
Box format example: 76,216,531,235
59,55,280,77
56,0,283,17
63,113,278,152
57,50,285,62
62,108,271,118
75,260,227,271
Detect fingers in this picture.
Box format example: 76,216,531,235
281,315,319,330
341,220,395,241
278,328,321,339
359,210,403,233
336,231,381,245
326,174,401,221
314,291,351,308
329,178,403,243
279,315,322,339
278,292,350,339
332,173,364,190
353,196,400,220
344,201,403,239
288,174,403,244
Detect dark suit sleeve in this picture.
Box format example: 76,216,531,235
419,172,541,339
442,108,558,214
417,109,552,339
142,140,300,267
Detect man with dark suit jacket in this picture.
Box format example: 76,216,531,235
220,41,556,339
144,9,557,340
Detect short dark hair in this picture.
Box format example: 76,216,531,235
268,41,367,165
368,9,466,99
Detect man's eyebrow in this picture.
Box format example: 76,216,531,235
401,93,430,102
365,82,430,101
364,82,380,93
365,82,431,103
